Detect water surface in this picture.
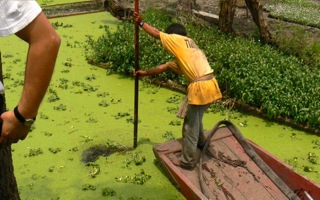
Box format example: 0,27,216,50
0,11,319,200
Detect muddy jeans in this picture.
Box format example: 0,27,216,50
180,103,210,167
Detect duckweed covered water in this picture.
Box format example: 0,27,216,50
0,11,319,200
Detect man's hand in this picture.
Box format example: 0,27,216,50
0,110,30,146
133,12,143,23
134,70,148,78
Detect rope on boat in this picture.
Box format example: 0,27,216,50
199,120,300,200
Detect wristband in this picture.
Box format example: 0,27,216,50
14,106,36,127
139,21,144,27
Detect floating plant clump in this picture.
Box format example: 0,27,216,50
110,98,122,104
113,112,130,119
307,152,318,164
169,120,181,126
102,187,116,197
98,100,109,107
86,117,98,123
47,93,60,103
96,91,109,98
25,148,43,157
48,147,62,154
312,139,320,149
162,131,175,140
53,104,67,111
123,151,146,168
51,21,73,29
166,106,178,114
166,94,183,104
82,184,96,191
85,74,96,81
85,162,100,178
115,169,151,185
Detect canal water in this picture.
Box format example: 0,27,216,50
0,11,319,199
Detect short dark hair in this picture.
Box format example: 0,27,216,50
165,23,187,36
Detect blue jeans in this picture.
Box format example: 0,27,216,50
180,103,210,167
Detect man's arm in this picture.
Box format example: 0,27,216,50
133,12,160,39
0,12,61,146
134,63,170,78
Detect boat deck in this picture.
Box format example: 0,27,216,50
153,121,320,200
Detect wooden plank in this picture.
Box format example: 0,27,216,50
249,140,320,200
216,136,288,199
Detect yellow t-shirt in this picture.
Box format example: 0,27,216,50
160,32,222,105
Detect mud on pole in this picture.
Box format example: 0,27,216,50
133,0,139,148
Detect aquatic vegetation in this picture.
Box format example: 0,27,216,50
61,69,70,73
13,58,22,64
162,131,175,140
80,135,93,144
96,92,109,98
48,147,62,154
11,79,24,87
69,147,78,152
39,113,49,119
82,83,99,92
312,140,320,149
85,74,96,81
126,116,141,124
62,59,72,67
166,94,183,104
43,131,53,137
86,117,98,123
307,152,318,164
85,163,100,178
113,112,130,119
98,100,109,107
166,106,178,114
58,78,69,89
52,21,74,29
303,166,317,173
145,88,159,94
3,72,12,80
47,93,60,103
238,120,248,127
123,151,146,168
169,120,181,126
102,187,116,196
53,104,67,111
87,8,320,131
115,169,151,185
82,184,96,191
2,53,13,58
4,8,319,200
25,148,43,157
285,157,299,168
48,166,54,172
110,98,122,104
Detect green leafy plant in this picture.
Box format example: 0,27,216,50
85,8,320,131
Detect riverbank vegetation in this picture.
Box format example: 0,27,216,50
85,5,320,134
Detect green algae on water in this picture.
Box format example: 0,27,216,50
0,11,318,200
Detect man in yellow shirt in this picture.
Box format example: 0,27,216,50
133,12,222,170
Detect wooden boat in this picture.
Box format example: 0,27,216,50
153,120,320,200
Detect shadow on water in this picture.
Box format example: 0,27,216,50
81,142,132,164
81,137,157,164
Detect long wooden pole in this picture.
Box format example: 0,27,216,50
133,0,139,148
